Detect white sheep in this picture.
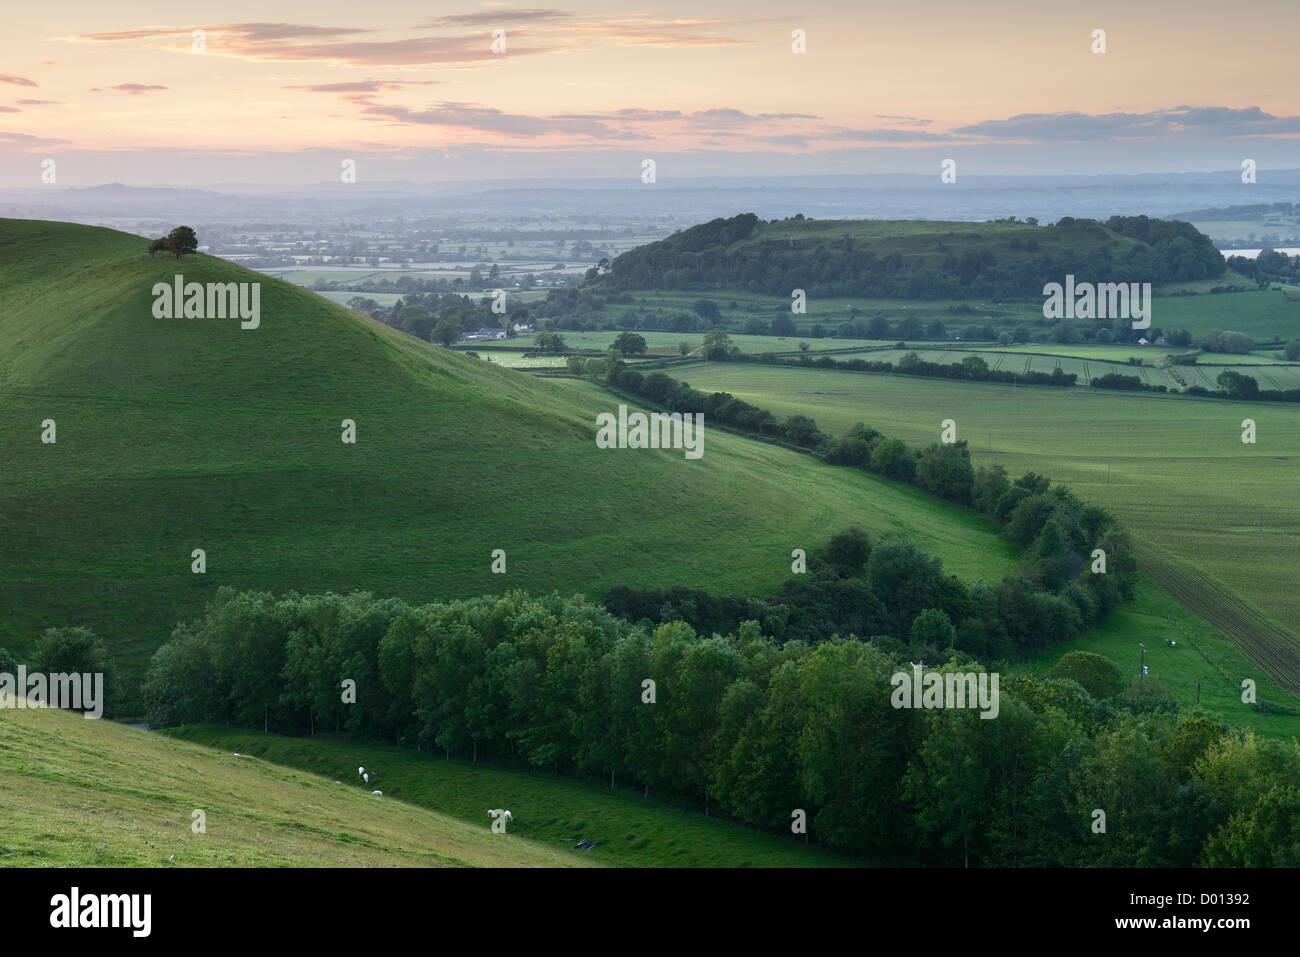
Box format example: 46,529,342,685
358,766,365,776
371,789,382,796
363,772,369,784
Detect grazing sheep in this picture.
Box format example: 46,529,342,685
363,773,369,784
371,790,382,796
504,810,513,823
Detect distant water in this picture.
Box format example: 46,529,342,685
1220,248,1300,259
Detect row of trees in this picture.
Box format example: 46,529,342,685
599,356,1137,651
1226,249,1300,285
136,586,1300,865
738,348,1080,388
608,502,1134,663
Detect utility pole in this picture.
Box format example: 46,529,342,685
1196,680,1201,705
1138,642,1146,682
1107,459,1110,484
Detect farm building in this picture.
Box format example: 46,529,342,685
462,327,507,342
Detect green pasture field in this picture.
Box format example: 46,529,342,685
166,726,857,867
316,291,404,308
1150,290,1300,341
1028,579,1300,739
674,362,1300,686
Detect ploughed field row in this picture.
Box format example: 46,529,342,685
1133,542,1300,693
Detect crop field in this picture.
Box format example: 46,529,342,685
677,362,1300,689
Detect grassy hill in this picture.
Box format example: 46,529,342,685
0,700,587,867
165,726,856,867
0,219,1018,677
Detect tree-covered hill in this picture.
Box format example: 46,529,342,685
587,213,1226,299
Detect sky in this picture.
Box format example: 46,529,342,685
1,0,1298,186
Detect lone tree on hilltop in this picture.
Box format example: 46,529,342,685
149,225,198,260
166,226,198,259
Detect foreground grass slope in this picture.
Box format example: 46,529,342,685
0,219,1016,673
0,702,586,867
166,726,855,867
